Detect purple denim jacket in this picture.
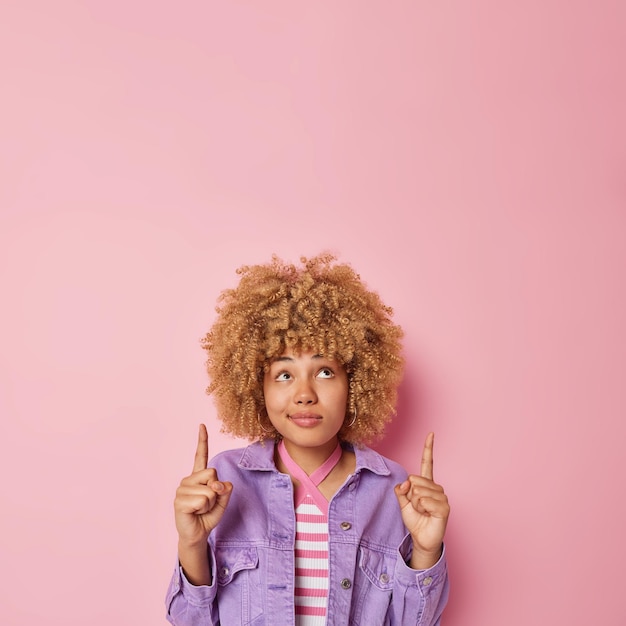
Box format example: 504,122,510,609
165,441,449,625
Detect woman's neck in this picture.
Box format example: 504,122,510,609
279,437,341,475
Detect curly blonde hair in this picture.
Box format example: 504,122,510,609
201,254,404,444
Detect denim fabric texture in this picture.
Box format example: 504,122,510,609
166,442,449,626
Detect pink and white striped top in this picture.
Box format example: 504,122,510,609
278,440,343,626
294,496,329,625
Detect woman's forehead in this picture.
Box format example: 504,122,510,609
267,346,343,365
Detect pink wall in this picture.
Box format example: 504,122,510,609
1,2,625,624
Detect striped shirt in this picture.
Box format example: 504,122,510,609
294,496,329,625
277,440,343,626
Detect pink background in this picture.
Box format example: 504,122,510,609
1,2,625,624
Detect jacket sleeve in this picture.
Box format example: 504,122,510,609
165,545,219,626
389,537,449,626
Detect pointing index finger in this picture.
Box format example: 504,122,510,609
193,423,209,473
420,432,435,480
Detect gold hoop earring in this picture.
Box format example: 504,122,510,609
346,408,357,428
257,412,274,434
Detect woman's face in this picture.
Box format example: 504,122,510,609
263,348,349,457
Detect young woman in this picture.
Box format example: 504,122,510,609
166,254,450,625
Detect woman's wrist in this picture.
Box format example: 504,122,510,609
409,542,442,570
178,540,212,586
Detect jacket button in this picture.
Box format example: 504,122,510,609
379,573,390,584
422,576,433,586
341,578,352,589
340,521,352,531
220,567,230,577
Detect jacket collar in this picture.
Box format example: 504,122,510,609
237,440,391,476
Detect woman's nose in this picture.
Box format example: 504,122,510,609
294,379,317,404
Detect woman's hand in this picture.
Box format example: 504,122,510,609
394,432,450,570
174,424,233,548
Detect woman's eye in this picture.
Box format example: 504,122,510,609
317,368,334,378
276,372,291,381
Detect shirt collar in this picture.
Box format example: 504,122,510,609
237,440,391,476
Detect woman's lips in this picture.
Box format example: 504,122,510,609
288,412,322,428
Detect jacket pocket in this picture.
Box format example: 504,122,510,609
215,546,263,625
350,545,395,625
